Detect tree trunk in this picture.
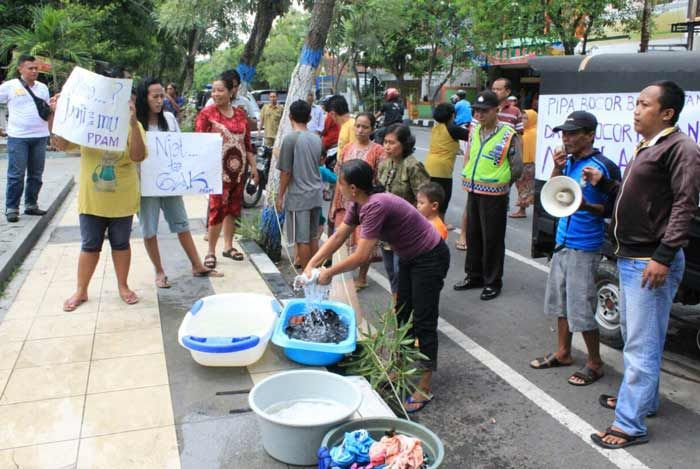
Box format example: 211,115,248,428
333,56,348,91
352,55,362,111
431,52,455,106
581,18,595,55
640,0,653,53
238,0,289,95
426,44,438,105
260,0,337,260
180,28,203,94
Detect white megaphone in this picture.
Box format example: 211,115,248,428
541,176,582,218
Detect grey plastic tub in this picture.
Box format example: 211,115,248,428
248,370,363,466
321,417,445,468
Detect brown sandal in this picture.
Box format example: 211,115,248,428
222,248,244,261
204,255,217,269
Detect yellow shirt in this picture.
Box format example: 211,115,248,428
72,123,147,217
261,103,283,139
522,109,537,165
425,123,460,178
338,117,357,155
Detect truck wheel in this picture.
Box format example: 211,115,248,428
595,260,624,349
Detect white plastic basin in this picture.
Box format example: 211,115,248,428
178,293,278,367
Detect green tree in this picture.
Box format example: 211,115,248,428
193,44,244,91
0,4,93,91
258,10,310,88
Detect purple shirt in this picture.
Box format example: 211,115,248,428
344,193,441,260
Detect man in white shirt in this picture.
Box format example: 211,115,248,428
0,55,51,222
204,69,260,130
307,91,324,135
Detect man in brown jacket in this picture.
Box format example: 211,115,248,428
586,81,700,449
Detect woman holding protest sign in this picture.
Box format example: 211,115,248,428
195,71,258,268
135,77,222,288
50,69,147,311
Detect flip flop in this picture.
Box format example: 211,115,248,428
63,297,87,312
204,255,217,269
455,241,467,251
529,352,573,369
155,275,171,289
355,283,368,292
222,248,244,261
568,366,603,386
404,393,434,414
120,291,140,305
598,394,657,417
193,269,224,278
508,212,527,219
590,427,649,450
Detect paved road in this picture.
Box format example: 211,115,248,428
345,127,700,468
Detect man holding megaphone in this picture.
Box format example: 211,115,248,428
530,111,621,389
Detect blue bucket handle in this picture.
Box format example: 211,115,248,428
182,335,260,354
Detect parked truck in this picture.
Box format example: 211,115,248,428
528,52,700,348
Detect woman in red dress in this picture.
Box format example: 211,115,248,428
195,73,258,267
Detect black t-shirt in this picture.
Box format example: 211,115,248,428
381,101,404,126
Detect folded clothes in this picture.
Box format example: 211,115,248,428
368,433,424,469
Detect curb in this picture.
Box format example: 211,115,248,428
0,175,74,286
238,239,296,300
409,119,434,128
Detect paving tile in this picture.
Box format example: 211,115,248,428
95,307,160,333
0,439,78,467
0,396,83,449
0,341,23,370
40,281,102,313
0,362,89,404
0,370,9,391
92,328,163,360
81,386,174,437
246,345,304,375
27,313,97,340
3,299,42,320
77,425,180,469
98,290,158,312
0,318,33,342
15,335,93,368
88,353,168,394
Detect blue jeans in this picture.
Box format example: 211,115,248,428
613,251,685,436
6,136,47,213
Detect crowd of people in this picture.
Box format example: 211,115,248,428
2,55,699,448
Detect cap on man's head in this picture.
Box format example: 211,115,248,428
471,91,500,110
553,111,598,132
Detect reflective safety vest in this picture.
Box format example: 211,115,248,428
462,123,515,195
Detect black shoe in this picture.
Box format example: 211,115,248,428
453,277,484,291
24,207,47,216
6,213,19,223
480,286,501,301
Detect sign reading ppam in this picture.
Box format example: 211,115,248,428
53,67,132,151
535,91,700,180
140,132,223,196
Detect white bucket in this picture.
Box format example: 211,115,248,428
248,370,362,465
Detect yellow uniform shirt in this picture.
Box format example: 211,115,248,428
261,103,283,139
338,118,357,155
425,123,460,178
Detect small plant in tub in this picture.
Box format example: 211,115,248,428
343,304,428,419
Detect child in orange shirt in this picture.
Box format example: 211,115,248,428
416,182,448,240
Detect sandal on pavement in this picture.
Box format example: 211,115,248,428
568,366,603,386
193,269,224,278
63,297,87,312
155,275,171,289
204,255,217,269
404,393,434,414
509,210,527,219
598,394,657,417
120,291,140,305
530,352,572,369
222,248,244,261
355,282,368,292
590,427,649,450
455,241,467,251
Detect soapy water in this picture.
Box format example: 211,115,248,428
285,308,349,343
264,399,350,425
293,268,331,313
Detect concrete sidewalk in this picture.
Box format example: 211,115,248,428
0,191,392,468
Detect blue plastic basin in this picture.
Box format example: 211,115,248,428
271,299,356,366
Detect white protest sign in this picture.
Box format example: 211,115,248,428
53,67,132,151
140,132,223,196
536,91,700,180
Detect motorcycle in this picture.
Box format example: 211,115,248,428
243,137,273,209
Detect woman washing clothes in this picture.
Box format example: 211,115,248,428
329,112,385,291
304,159,450,413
